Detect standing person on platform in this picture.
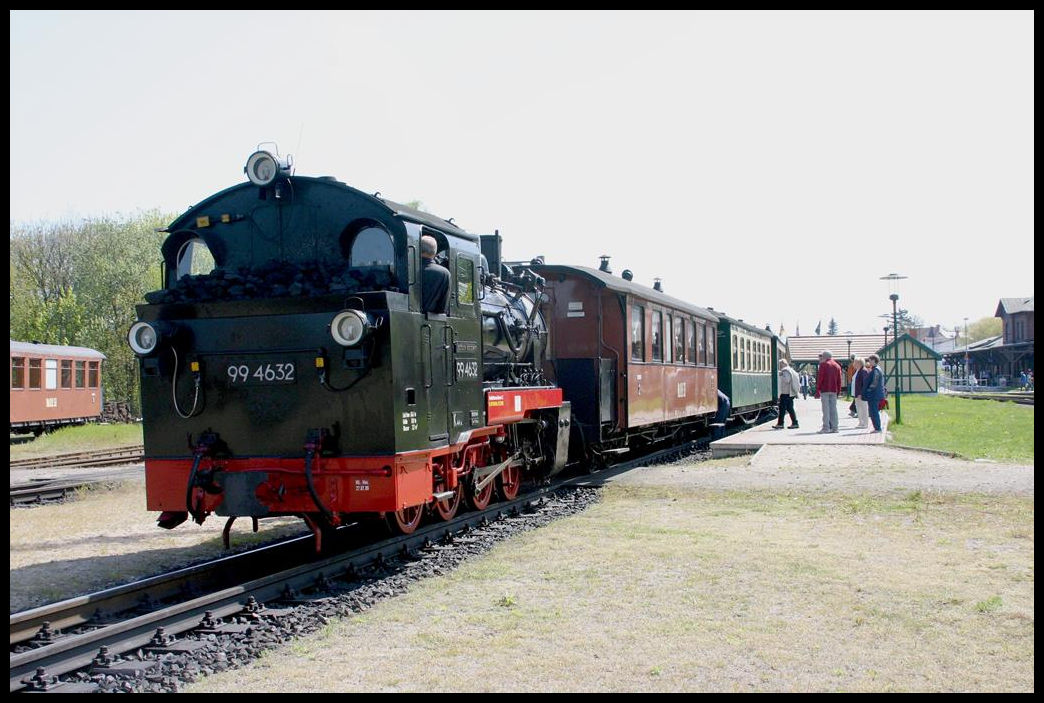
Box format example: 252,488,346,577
772,359,801,429
862,354,887,433
814,350,843,433
851,358,870,429
799,370,810,399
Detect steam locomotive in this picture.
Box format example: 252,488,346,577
130,148,780,549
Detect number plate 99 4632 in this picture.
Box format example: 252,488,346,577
226,361,296,385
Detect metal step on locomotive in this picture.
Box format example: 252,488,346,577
128,146,781,550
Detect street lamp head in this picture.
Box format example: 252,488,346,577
889,293,899,302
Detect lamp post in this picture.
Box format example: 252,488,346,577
964,317,970,385
880,274,907,425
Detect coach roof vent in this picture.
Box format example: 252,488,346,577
653,278,663,292
598,255,612,274
622,269,633,281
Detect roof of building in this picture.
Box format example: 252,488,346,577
10,340,106,360
996,297,1034,316
880,333,943,360
785,334,887,362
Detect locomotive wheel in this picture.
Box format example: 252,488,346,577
386,504,424,534
433,487,461,521
467,478,494,510
497,465,521,501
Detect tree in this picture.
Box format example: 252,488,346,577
966,317,1002,344
10,212,172,413
827,318,838,335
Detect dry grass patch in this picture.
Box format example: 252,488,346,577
10,478,305,612
189,481,1033,693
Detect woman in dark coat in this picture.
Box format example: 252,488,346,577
861,354,886,433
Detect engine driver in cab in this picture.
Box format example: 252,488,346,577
420,234,450,315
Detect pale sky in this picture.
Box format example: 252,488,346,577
10,10,1034,337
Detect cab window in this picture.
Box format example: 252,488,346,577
349,225,395,269
175,238,216,279
456,256,475,305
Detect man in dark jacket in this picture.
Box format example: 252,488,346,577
420,235,450,314
814,350,843,433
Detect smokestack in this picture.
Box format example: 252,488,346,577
622,269,633,281
598,255,612,273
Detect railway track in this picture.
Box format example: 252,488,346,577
9,438,708,693
11,445,145,471
10,467,142,506
9,445,144,471
948,391,1034,405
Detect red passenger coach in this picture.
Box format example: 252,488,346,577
532,262,719,454
10,340,106,434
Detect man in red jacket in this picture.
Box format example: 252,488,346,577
814,350,843,433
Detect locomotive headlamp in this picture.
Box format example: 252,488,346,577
330,309,374,347
244,149,291,187
128,321,160,356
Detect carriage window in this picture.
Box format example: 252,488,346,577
349,225,395,269
699,324,708,365
75,361,86,388
28,359,41,389
456,256,474,305
747,339,752,371
732,334,738,369
708,326,716,366
61,360,72,388
88,361,100,388
631,306,645,361
651,311,663,362
11,357,25,389
175,238,216,279
664,315,672,363
674,317,685,363
45,359,58,390
688,321,696,366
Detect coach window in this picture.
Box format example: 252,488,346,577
687,321,696,366
651,311,663,362
747,339,752,372
732,334,738,369
61,360,72,388
708,326,716,366
663,315,672,363
28,359,41,389
673,317,685,363
89,361,100,388
75,361,86,388
630,305,645,361
45,359,58,390
11,357,25,389
699,324,708,365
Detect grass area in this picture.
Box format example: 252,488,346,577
10,422,143,460
188,480,1034,693
888,395,1033,462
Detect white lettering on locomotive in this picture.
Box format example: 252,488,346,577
455,360,479,379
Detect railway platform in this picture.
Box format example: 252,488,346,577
711,395,890,458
